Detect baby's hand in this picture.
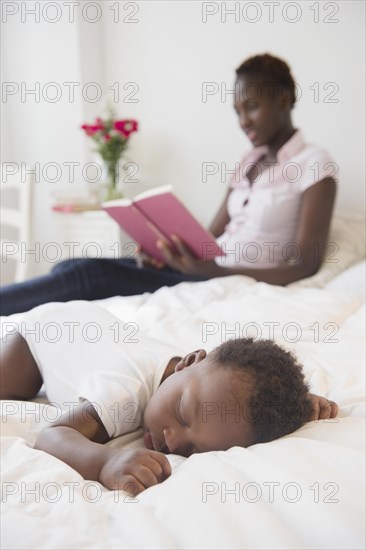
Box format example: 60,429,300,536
308,393,339,421
99,448,171,495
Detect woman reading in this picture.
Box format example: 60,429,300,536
0,53,337,315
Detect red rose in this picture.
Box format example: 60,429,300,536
114,119,138,138
104,134,111,141
81,124,104,136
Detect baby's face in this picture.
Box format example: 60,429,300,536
143,351,254,457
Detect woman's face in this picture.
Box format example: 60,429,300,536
233,73,292,148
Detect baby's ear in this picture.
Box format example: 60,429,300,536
174,349,207,372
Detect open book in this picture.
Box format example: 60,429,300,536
102,185,224,262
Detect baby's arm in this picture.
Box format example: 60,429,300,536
34,401,171,494
307,393,339,421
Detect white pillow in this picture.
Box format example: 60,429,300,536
325,259,365,294
287,213,365,289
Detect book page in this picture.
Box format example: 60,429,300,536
135,191,223,260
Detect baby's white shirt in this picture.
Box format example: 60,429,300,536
18,301,181,438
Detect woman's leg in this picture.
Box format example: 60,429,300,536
0,257,209,316
0,332,42,400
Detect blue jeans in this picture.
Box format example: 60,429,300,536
0,258,209,316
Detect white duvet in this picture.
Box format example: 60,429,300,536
1,261,365,550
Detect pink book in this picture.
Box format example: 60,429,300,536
102,185,225,263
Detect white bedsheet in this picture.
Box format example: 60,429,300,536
1,261,365,549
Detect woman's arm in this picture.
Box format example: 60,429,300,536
34,401,171,493
208,188,231,238
157,177,337,286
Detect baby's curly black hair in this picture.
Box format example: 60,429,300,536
236,53,297,107
213,338,312,444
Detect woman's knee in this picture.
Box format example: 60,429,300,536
50,258,86,275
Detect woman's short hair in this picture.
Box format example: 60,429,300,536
236,53,297,107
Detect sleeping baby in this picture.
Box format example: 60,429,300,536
0,301,338,495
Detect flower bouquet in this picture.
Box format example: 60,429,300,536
81,112,138,201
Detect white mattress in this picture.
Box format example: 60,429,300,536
1,260,365,549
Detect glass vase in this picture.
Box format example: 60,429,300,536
101,162,124,202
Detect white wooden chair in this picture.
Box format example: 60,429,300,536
0,166,33,283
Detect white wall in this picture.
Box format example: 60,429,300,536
1,0,365,280
1,3,104,278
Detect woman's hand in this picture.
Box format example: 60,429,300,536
136,246,166,269
157,235,219,277
99,447,172,495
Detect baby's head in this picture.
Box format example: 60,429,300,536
143,338,312,457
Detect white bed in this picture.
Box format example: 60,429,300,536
1,215,365,550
